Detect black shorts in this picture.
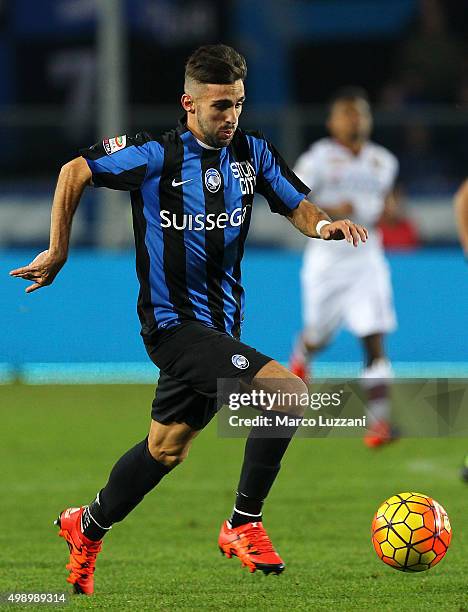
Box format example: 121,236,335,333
145,321,273,430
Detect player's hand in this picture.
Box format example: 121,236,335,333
320,219,368,246
9,250,66,293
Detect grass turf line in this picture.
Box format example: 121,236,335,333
0,384,466,611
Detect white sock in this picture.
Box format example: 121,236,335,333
292,334,308,362
361,358,393,425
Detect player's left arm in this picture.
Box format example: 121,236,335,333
454,179,468,257
287,199,368,245
251,133,367,246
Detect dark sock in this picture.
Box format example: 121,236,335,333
81,498,111,541
231,411,298,527
230,492,264,528
81,437,170,540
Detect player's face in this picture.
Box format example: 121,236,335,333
327,99,372,144
184,80,245,148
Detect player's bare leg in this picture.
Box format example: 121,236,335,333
361,334,398,448
291,331,397,447
56,420,199,594
362,333,385,367
147,420,200,467
289,332,326,384
219,360,307,574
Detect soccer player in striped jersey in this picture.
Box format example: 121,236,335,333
10,45,367,593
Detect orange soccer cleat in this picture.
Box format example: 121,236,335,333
218,520,285,575
364,420,399,448
55,507,102,595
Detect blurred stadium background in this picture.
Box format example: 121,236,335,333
1,3,468,609
1,0,468,381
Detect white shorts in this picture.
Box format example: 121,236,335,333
301,249,397,346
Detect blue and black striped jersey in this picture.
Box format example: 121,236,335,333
80,118,309,341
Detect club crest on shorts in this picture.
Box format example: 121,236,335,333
232,354,249,370
205,168,222,193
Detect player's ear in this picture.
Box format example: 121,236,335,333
181,93,195,114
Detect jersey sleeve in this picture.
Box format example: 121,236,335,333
80,132,157,191
247,132,310,215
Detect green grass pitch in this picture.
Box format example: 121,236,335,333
0,384,467,611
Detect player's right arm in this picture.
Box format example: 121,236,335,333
10,132,157,293
454,178,468,257
9,157,92,293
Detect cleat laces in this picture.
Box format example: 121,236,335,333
63,536,102,584
239,523,275,556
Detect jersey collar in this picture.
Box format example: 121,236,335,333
177,115,221,150
331,137,368,158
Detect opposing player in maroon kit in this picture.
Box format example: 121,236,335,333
289,88,398,448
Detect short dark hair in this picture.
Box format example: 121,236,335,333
328,86,370,112
185,44,247,86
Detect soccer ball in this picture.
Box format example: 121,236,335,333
371,492,452,572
